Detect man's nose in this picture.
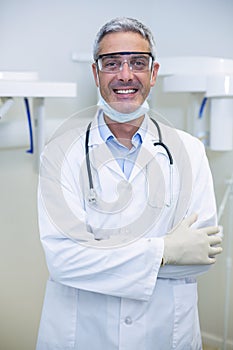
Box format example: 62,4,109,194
117,60,134,80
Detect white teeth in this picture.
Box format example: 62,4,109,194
116,89,135,94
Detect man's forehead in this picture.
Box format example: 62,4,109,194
98,32,150,55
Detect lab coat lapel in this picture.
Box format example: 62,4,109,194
129,118,164,182
88,114,125,178
126,119,170,209
93,143,124,177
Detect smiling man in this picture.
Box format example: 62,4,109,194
36,17,222,350
92,22,159,147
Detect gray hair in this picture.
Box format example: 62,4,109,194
93,17,156,61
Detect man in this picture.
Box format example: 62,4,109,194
36,17,222,350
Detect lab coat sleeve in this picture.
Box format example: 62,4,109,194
38,194,163,301
158,135,218,279
38,138,164,302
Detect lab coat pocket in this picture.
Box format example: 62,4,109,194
36,279,78,350
172,282,200,350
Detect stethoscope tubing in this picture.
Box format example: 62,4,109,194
85,117,174,203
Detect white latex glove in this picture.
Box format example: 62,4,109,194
163,213,223,265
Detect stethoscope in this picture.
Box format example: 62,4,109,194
85,118,174,204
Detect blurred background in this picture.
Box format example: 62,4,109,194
0,0,232,349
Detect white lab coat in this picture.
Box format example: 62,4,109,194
36,114,217,350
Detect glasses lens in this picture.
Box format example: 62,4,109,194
130,55,152,71
98,53,152,73
99,56,122,72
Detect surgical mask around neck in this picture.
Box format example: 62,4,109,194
97,95,149,123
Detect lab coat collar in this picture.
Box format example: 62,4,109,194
87,110,171,180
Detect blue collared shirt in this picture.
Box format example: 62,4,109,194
98,112,147,179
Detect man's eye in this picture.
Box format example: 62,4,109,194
104,60,119,68
132,59,147,67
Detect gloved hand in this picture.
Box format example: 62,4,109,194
163,213,223,265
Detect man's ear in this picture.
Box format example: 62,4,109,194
150,62,160,87
92,63,99,87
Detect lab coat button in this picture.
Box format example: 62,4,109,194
124,316,132,325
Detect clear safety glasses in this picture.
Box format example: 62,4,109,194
96,51,154,73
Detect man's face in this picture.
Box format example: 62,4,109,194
92,32,159,113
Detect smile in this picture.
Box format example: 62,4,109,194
114,89,137,94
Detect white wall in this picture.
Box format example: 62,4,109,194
0,0,233,349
